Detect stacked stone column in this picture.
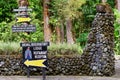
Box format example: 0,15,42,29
81,3,115,76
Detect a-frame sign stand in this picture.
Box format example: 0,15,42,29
12,0,48,80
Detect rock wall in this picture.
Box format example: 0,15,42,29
0,55,23,75
0,55,83,76
81,3,115,76
48,56,82,75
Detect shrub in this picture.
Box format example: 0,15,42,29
0,41,20,55
48,43,83,56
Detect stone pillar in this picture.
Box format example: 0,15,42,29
81,3,115,76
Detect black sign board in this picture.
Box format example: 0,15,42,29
16,13,30,17
12,24,36,32
21,42,49,60
22,46,47,60
20,42,49,79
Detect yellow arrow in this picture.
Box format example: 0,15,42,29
17,17,31,22
24,59,46,67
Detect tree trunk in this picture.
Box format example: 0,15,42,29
55,26,61,43
60,20,64,43
115,0,117,9
66,18,74,44
43,0,52,42
116,0,120,11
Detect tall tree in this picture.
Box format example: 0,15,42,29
60,20,65,43
51,0,86,44
66,18,74,44
55,26,61,43
64,0,86,44
43,0,52,42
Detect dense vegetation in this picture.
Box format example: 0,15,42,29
0,0,120,55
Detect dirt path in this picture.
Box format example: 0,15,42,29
113,60,120,78
0,76,119,80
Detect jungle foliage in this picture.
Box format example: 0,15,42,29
0,0,119,54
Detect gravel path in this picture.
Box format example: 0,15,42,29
112,60,120,78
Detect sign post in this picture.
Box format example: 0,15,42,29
12,1,48,80
12,1,36,33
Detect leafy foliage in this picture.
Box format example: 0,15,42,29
29,0,43,20
0,0,17,22
0,20,44,42
114,9,120,55
52,0,86,19
81,0,100,26
77,32,88,47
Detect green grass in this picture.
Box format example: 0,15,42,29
0,41,20,55
0,42,83,56
0,41,119,56
48,43,83,56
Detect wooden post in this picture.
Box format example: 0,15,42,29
18,0,30,77
102,0,107,3
42,67,46,80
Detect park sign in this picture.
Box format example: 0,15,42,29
20,42,49,67
12,24,36,32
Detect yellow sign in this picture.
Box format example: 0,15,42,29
17,17,31,22
24,59,46,67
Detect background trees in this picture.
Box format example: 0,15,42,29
50,0,86,44
0,0,119,54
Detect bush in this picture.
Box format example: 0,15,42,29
48,43,83,56
0,41,20,55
